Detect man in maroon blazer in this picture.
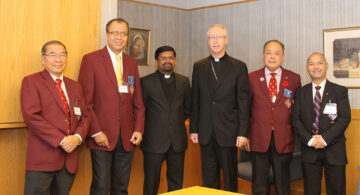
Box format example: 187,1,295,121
78,18,145,195
21,40,89,195
247,40,301,195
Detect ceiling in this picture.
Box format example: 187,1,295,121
126,0,257,10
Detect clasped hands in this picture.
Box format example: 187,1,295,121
311,134,326,149
60,135,80,153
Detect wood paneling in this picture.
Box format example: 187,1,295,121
0,0,101,127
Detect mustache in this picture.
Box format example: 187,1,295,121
163,63,173,66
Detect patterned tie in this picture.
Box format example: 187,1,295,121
55,79,70,136
115,55,123,85
312,86,322,135
269,73,277,103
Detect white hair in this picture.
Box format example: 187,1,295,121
207,24,228,36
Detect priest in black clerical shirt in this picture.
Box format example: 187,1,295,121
140,46,191,195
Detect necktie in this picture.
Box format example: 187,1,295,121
269,73,277,103
312,86,322,135
115,55,123,85
55,79,70,136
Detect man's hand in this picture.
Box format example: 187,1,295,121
190,133,198,144
236,136,250,151
61,135,81,153
94,132,110,148
312,135,326,149
130,131,142,145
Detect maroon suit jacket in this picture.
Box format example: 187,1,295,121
78,46,145,151
21,70,89,174
248,67,301,153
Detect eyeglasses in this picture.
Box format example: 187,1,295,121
108,31,128,37
158,56,175,61
43,53,67,60
208,35,227,41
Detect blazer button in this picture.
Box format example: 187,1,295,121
64,119,68,123
212,101,215,105
272,107,275,111
117,117,121,121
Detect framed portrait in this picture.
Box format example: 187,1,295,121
324,27,360,88
126,28,151,66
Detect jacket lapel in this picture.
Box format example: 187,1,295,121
274,68,286,106
41,70,67,115
257,68,271,103
319,81,330,116
101,47,118,89
170,74,180,110
154,73,171,110
63,78,75,124
304,84,315,120
204,57,215,97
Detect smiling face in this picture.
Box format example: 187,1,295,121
207,26,228,58
42,44,67,77
155,51,176,74
106,21,128,55
263,41,285,72
307,53,328,83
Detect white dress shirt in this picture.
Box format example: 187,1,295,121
265,67,282,93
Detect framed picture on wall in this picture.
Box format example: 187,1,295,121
324,27,360,88
125,28,151,66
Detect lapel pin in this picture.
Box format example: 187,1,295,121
260,77,265,81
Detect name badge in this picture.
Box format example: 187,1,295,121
118,82,129,93
323,103,337,114
74,107,81,116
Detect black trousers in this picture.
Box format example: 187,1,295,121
143,146,185,195
24,165,75,195
200,135,238,192
302,150,346,195
251,133,292,195
90,133,134,195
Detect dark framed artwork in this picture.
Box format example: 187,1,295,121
126,28,150,66
324,27,360,88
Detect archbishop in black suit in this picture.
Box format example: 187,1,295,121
291,52,351,195
140,46,191,195
190,24,250,192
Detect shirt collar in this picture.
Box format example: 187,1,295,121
48,72,64,82
312,79,327,89
107,45,122,59
265,67,282,76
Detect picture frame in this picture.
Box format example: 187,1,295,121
324,27,360,88
126,28,151,66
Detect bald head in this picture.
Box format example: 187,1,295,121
307,52,327,64
306,52,328,84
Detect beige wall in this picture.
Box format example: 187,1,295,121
119,0,360,109
118,1,192,78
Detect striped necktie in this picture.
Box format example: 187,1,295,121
312,86,321,135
